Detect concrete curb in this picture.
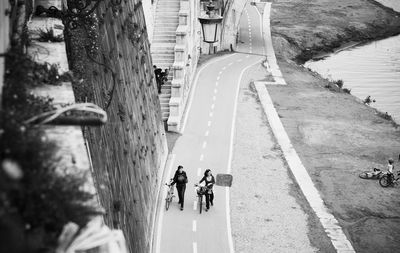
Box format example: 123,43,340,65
254,83,355,252
149,140,169,253
153,154,176,253
261,2,287,85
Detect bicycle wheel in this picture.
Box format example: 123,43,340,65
379,175,390,187
198,195,203,214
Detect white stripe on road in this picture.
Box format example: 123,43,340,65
192,220,197,232
219,71,223,75
193,200,197,210
222,66,226,70
227,58,262,253
202,141,207,149
254,83,355,252
209,112,213,117
193,242,198,253
200,154,204,161
211,104,215,110
207,121,212,127
181,54,236,133
215,81,219,86
214,88,218,94
205,130,209,137
217,76,220,80
228,62,233,66
197,167,201,176
212,96,216,101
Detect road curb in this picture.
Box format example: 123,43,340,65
254,83,355,252
261,2,287,85
151,154,176,253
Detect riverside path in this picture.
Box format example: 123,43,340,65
156,3,331,253
155,4,265,253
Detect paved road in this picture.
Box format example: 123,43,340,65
156,4,266,253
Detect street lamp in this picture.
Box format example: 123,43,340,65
198,0,223,48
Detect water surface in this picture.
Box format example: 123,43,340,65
305,0,400,122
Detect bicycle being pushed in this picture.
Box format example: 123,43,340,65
194,183,208,214
165,179,175,211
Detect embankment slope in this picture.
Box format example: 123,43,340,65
268,1,400,252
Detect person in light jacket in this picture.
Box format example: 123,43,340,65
199,169,215,211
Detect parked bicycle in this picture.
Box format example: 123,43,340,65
194,184,207,214
379,172,400,187
165,179,175,211
359,168,385,179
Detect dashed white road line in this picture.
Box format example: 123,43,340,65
217,76,220,80
219,71,223,75
222,66,226,70
215,81,219,86
212,96,216,101
237,59,242,62
199,154,204,161
211,104,215,110
214,88,218,94
193,242,198,253
193,200,197,210
228,62,233,66
209,112,213,117
205,130,209,137
197,167,201,176
202,141,207,149
192,220,197,232
181,53,236,133
207,120,212,127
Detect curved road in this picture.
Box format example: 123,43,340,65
156,4,268,253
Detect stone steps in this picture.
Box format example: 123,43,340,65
152,0,181,123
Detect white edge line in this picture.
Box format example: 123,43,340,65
226,59,262,253
181,54,237,133
155,154,176,253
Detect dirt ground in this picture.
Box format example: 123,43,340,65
230,66,336,252
266,0,400,252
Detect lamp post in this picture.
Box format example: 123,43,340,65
198,0,223,54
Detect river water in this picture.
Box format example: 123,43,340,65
304,0,400,122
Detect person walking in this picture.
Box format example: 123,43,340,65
171,165,188,210
199,169,215,212
153,65,162,94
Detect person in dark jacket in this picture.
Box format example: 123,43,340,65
153,65,162,94
199,169,215,211
171,165,188,210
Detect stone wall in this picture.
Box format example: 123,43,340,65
220,0,247,50
65,1,168,252
142,0,155,42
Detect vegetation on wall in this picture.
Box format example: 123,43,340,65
0,47,99,252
